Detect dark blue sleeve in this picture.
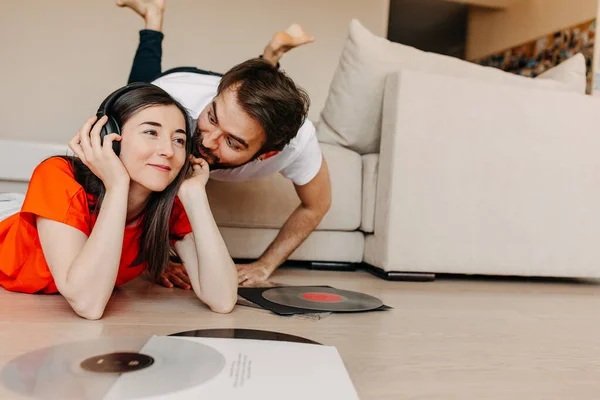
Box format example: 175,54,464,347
127,30,164,84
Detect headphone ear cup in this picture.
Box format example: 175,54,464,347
98,113,121,156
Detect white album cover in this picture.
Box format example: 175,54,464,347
107,336,359,400
2,336,360,400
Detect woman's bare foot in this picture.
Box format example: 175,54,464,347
262,24,316,66
116,0,166,31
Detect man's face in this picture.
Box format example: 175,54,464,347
194,87,266,169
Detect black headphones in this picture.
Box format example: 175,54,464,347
96,82,156,156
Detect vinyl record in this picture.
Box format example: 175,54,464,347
238,286,333,315
1,336,226,400
169,328,322,345
262,286,384,312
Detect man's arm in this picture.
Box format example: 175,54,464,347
237,157,331,286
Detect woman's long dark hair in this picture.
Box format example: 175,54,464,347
60,84,192,280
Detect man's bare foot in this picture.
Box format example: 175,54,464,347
262,24,316,66
116,0,166,31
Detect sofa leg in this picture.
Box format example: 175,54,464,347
308,261,360,271
234,259,360,272
363,263,435,282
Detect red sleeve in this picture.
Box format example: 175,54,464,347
169,196,192,243
20,157,92,236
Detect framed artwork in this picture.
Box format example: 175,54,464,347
474,19,596,94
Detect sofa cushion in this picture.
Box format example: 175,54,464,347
317,19,587,155
220,227,364,262
206,142,362,231
536,53,587,94
360,154,378,233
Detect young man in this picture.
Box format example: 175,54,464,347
118,0,332,287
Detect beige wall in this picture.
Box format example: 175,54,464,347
0,0,389,144
466,0,598,60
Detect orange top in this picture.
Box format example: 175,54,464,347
0,157,192,294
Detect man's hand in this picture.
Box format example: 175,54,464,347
157,261,192,290
237,261,274,287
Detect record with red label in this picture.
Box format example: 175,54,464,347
261,286,384,312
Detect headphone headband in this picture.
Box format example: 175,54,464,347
97,82,155,116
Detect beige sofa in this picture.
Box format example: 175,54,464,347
211,20,600,280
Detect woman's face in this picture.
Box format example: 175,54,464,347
118,105,188,192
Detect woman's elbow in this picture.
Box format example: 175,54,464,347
65,293,106,320
73,305,105,320
58,283,109,320
209,302,236,314
201,292,237,314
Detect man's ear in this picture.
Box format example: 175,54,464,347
258,151,279,161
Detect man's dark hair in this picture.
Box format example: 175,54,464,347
217,58,310,153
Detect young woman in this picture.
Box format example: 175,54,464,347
0,83,238,319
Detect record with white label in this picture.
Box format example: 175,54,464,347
261,286,384,312
1,336,226,400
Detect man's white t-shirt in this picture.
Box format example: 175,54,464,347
151,72,322,186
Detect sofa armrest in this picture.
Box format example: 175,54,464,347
365,69,600,278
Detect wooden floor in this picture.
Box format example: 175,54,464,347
2,268,600,399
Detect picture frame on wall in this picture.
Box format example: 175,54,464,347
474,19,597,94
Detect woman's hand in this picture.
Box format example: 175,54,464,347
179,156,210,195
68,115,130,190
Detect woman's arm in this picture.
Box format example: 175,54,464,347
174,158,238,313
38,184,129,320
38,116,131,320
